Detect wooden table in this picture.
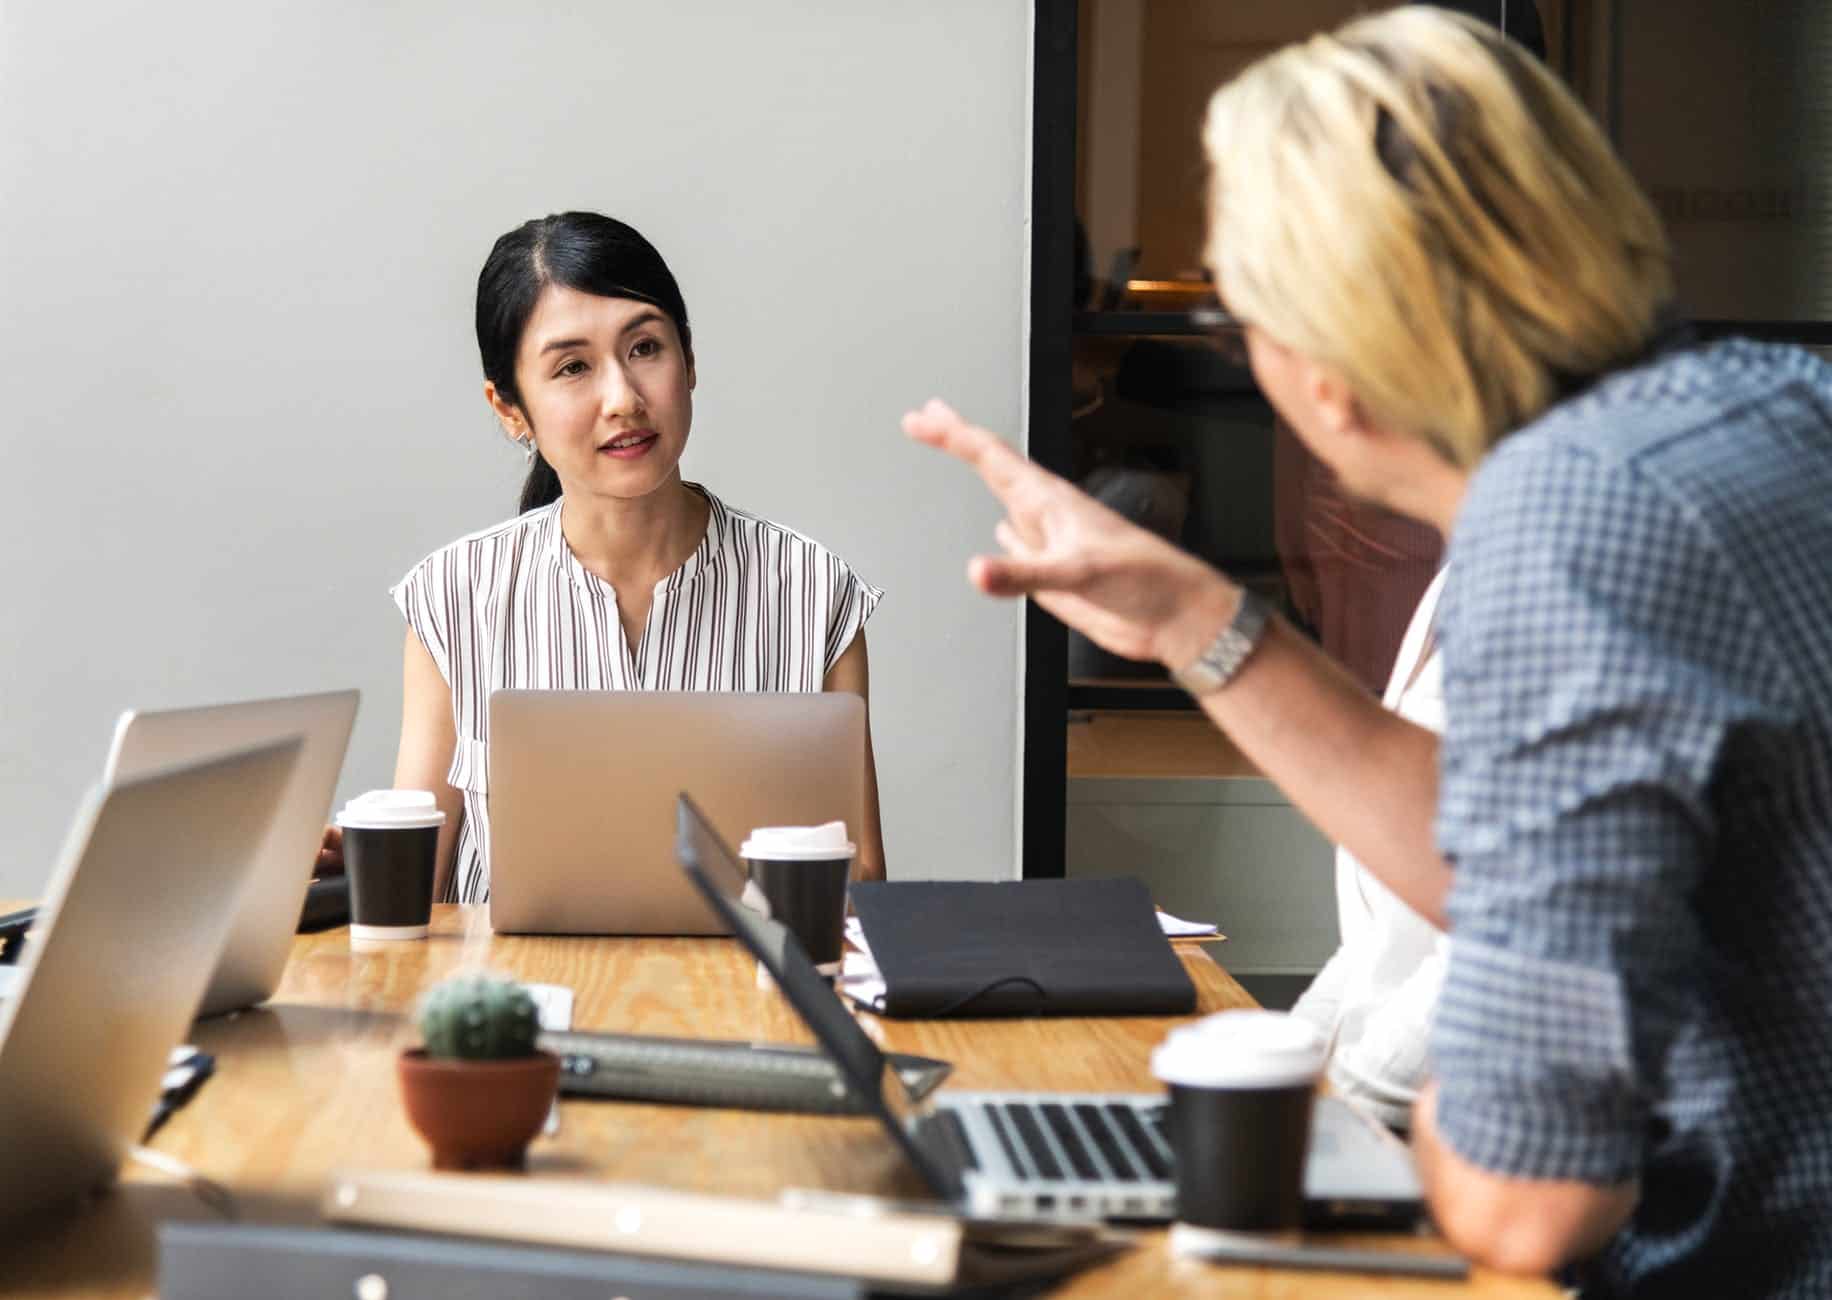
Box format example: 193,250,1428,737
10,907,1556,1298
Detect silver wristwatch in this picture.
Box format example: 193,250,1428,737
1169,588,1271,697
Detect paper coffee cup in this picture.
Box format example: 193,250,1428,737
335,790,445,941
740,821,853,972
1152,1010,1326,1241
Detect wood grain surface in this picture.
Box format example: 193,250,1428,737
6,906,1557,1298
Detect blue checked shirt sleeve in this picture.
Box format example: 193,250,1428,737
1430,433,1793,1184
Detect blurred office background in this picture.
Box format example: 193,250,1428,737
0,2,1032,897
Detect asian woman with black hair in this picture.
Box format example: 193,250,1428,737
325,212,885,903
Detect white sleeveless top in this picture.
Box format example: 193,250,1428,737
391,485,882,903
1290,568,1448,1129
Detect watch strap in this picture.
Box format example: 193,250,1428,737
1170,588,1271,696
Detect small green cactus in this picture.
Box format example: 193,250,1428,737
418,973,540,1060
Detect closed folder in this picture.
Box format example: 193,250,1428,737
316,1170,1127,1294
847,877,1196,1018
160,1221,861,1299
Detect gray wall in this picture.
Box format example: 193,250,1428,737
0,2,1031,898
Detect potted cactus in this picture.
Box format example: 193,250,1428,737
395,972,560,1170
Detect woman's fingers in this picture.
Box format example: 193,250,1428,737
993,517,1044,557
902,399,1033,499
314,824,344,876
900,397,971,448
970,550,1090,598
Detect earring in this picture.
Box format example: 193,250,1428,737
520,436,536,464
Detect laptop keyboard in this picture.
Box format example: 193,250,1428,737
1003,1104,1063,1179
928,1107,979,1173
1039,1104,1098,1180
981,1104,1025,1176
1073,1102,1141,1180
964,1098,1172,1185
935,1094,1416,1225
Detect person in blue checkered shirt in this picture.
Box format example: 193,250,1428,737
910,7,1832,1295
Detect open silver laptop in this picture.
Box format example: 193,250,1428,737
677,794,1424,1227
488,691,864,936
103,689,359,1017
0,740,300,1222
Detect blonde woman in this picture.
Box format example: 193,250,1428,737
910,7,1832,1293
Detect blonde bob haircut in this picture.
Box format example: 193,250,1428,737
1203,5,1673,468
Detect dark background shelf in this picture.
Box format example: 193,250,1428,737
1068,681,1198,712
1073,309,1215,337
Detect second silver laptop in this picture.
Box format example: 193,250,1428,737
487,690,865,936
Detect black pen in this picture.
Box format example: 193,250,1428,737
143,1050,216,1142
0,907,37,965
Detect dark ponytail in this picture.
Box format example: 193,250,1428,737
517,453,563,515
475,212,693,513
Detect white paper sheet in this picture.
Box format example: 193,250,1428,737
1156,909,1220,938
525,983,573,1136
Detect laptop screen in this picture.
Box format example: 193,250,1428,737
673,794,963,1201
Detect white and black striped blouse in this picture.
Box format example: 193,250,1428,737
391,484,882,903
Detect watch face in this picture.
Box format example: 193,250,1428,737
1173,633,1235,695
1206,631,1249,679
1173,592,1268,696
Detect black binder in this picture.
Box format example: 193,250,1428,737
847,877,1196,1018
160,1223,863,1300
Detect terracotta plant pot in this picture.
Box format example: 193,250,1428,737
396,1048,561,1171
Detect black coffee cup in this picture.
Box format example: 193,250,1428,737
334,790,446,941
1151,1011,1327,1247
740,822,854,970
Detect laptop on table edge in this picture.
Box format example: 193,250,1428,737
0,739,301,1221
1,690,359,1018
102,688,360,1017
673,793,1424,1228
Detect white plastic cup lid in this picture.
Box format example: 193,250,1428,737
1151,1010,1327,1090
739,821,854,861
335,789,446,831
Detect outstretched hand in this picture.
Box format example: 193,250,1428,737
902,399,1234,669
315,825,344,877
